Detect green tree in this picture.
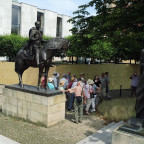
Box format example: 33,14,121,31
91,40,115,62
68,0,144,62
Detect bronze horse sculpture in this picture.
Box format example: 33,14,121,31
15,37,70,90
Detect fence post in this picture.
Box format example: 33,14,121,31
120,85,122,97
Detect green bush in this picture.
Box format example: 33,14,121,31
0,34,28,60
0,34,52,60
97,97,136,122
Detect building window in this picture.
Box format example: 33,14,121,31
56,17,62,37
37,12,44,32
11,5,21,35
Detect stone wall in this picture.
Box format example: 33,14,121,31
0,62,139,90
2,87,66,127
0,84,5,110
56,64,139,90
0,62,56,86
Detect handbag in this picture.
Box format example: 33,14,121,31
90,93,94,98
89,85,94,98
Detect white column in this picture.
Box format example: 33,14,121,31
62,15,72,37
20,3,37,37
0,0,12,35
43,10,57,37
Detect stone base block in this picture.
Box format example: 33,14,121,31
112,127,144,144
2,85,66,127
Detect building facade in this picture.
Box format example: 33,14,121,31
0,0,73,37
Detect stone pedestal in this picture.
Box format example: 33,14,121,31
112,127,144,144
112,117,144,144
2,85,66,127
0,84,5,110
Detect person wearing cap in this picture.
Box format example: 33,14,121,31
52,72,59,90
59,74,69,90
47,78,55,90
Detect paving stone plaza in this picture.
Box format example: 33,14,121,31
0,111,104,144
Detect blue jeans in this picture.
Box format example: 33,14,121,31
68,92,75,110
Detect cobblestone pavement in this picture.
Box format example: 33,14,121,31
0,111,104,144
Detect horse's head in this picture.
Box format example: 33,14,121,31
43,38,70,58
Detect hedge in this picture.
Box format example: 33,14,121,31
0,34,51,60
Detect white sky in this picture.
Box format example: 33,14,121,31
18,0,96,17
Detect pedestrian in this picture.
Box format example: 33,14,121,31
47,78,55,90
66,81,85,124
68,77,76,111
100,73,107,99
78,73,86,84
91,82,100,112
93,75,102,102
67,71,71,83
72,74,77,82
58,81,65,92
105,72,112,99
52,72,59,90
130,72,139,97
84,79,93,115
41,74,45,88
59,74,69,90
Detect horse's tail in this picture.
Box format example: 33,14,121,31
15,59,19,73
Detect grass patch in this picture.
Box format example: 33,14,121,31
97,97,136,122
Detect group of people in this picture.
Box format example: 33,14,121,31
41,71,111,124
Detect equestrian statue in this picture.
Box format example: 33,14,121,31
15,21,70,90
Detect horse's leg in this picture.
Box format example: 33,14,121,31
45,66,50,90
18,73,24,87
38,66,44,90
15,59,26,88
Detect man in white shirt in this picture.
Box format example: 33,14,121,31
59,74,69,90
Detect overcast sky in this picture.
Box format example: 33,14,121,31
18,0,95,17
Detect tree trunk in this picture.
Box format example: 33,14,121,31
85,57,87,64
76,57,78,64
72,56,74,64
100,58,102,64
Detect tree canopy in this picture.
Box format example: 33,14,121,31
68,0,144,62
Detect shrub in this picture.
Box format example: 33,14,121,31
97,97,136,122
0,34,52,61
0,34,28,60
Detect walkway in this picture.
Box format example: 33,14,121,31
0,111,104,144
